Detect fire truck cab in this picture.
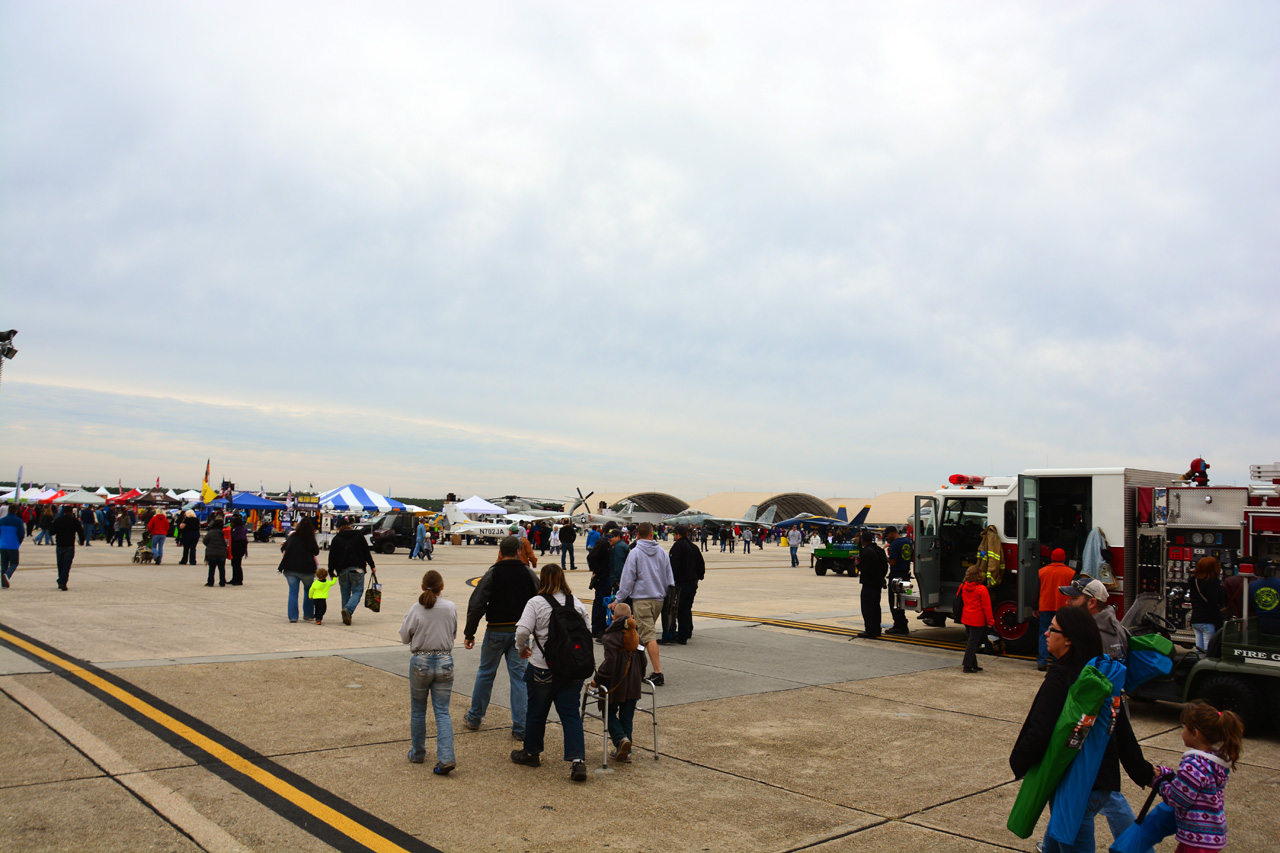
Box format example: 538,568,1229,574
912,468,1180,654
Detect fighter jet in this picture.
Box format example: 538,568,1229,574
775,505,871,529
664,504,779,529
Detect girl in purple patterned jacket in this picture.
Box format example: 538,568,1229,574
1155,701,1243,852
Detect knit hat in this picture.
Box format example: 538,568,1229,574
1051,548,1067,562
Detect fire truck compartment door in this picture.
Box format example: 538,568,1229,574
1016,474,1041,622
915,495,941,608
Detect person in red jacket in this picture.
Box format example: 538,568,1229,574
960,564,994,673
146,510,171,565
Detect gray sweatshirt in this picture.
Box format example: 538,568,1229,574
399,599,458,653
616,538,675,601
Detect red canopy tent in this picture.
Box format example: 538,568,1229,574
37,490,67,503
106,488,143,504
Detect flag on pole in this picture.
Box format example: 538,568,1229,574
118,478,124,496
201,459,217,504
155,476,161,489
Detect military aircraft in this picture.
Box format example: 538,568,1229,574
775,505,871,529
485,495,573,519
663,504,780,529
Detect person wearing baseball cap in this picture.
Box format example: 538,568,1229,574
1034,548,1077,671
1060,576,1129,660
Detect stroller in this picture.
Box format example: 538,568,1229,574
132,542,154,564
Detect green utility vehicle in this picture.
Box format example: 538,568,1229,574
812,542,860,576
1126,594,1280,733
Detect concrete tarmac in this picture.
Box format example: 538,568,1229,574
1,533,1277,852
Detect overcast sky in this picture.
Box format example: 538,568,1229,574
2,1,1277,500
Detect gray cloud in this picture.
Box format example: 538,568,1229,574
2,1,1277,497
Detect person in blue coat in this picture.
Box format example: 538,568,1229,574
0,504,25,588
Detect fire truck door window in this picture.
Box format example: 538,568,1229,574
1003,501,1017,538
941,498,988,582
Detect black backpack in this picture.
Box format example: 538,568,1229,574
534,593,596,680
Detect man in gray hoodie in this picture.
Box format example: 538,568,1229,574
616,522,675,685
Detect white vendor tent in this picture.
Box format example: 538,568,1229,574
95,486,111,496
316,484,406,512
175,490,202,502
54,490,106,505
456,495,508,515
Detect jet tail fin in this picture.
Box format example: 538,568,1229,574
757,506,777,525
744,505,758,523
836,506,848,522
849,505,871,526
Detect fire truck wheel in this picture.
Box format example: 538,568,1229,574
1194,674,1263,733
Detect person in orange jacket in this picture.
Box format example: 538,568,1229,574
960,564,994,673
1035,547,1077,670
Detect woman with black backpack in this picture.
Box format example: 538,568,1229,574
511,563,592,782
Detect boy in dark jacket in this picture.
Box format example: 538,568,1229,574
586,524,614,637
592,601,646,763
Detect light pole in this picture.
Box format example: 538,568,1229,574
0,330,17,402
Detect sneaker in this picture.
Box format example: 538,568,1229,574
1037,664,1048,672
570,760,587,781
462,718,480,731
510,749,540,767
613,737,632,763
303,617,315,622
512,730,523,740
648,672,664,687
433,762,456,776
883,626,909,636
342,608,352,625
855,631,881,639
316,620,323,625
408,752,425,764
2,575,9,589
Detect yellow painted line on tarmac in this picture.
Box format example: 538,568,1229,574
0,627,429,853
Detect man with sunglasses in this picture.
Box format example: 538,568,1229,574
1059,576,1129,662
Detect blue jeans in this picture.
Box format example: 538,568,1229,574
409,651,455,765
465,631,527,735
522,664,585,762
411,538,424,559
151,534,164,562
34,529,51,545
1191,622,1216,652
607,698,637,747
285,572,314,621
789,545,799,566
1038,611,1056,665
1043,788,1143,853
338,569,365,614
562,542,575,570
743,540,751,553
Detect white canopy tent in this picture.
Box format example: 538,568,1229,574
456,495,508,515
95,486,111,496
175,490,202,502
54,490,106,505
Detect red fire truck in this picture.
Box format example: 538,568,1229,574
909,463,1280,655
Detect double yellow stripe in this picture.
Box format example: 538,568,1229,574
0,628,418,853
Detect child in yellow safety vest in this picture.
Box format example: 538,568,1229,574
309,567,339,625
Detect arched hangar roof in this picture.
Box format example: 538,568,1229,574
610,492,689,514
759,493,837,521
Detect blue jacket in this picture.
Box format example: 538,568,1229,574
0,513,25,549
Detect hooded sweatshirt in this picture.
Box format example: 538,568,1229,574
1157,749,1232,849
616,538,675,601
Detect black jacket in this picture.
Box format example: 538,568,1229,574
587,536,611,589
52,512,84,547
1009,658,1154,791
670,537,705,586
594,617,646,704
1189,577,1224,627
559,523,577,545
328,528,375,573
465,559,539,638
203,525,228,560
277,531,320,576
858,542,888,586
177,515,201,544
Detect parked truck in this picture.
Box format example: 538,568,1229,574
907,462,1280,656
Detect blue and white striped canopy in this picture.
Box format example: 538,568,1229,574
316,484,406,512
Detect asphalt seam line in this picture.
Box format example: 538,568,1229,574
0,623,441,853
1,678,249,853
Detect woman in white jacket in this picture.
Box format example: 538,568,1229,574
510,563,590,782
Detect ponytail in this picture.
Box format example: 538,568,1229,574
418,570,443,609
1180,700,1245,768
